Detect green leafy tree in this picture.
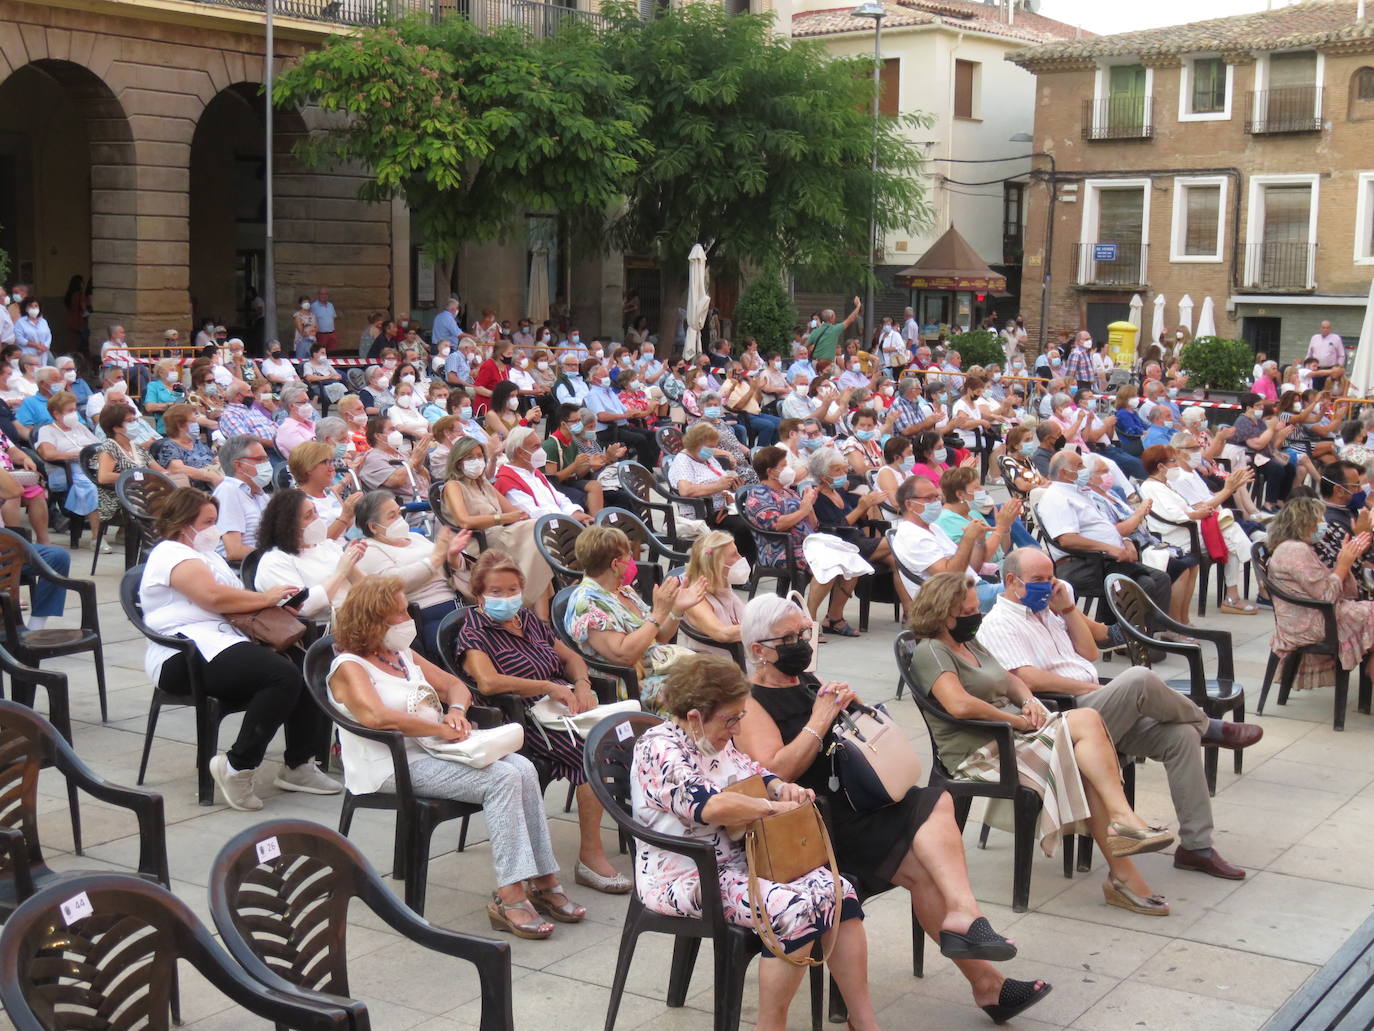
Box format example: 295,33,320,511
1179,336,1252,391
733,270,794,357
949,330,1003,370
272,17,647,292
593,1,933,343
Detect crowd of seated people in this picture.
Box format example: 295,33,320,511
9,296,1374,1025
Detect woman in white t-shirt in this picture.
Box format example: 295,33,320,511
327,576,580,938
387,381,430,442
138,487,342,811
254,487,368,621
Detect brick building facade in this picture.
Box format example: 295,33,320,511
1011,0,1374,364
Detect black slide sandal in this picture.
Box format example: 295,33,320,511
982,979,1053,1025
939,916,1017,962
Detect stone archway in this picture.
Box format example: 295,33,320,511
0,58,135,356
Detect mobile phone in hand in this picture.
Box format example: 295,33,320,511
278,588,310,609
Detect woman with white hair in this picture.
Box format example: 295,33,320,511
1046,392,1088,453
273,383,317,457
492,426,592,524
387,378,430,442
666,421,756,562
732,594,1052,1024
807,445,892,567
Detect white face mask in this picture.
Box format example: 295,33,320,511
537,361,549,371
400,374,416,385
247,462,271,488
191,527,218,554
777,465,796,487
461,457,486,479
506,395,519,411
386,430,404,449
61,411,80,429
726,557,751,586
301,517,328,548
395,395,415,409
383,618,417,653
300,302,310,311
378,515,410,539
62,370,77,383
294,403,313,420
25,307,38,318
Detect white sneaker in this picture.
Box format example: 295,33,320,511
209,754,263,811
273,762,343,795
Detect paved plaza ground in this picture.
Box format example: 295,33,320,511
4,553,1368,1031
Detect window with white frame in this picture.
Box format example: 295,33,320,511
1244,174,1318,289
1249,51,1324,133
1179,56,1232,121
1170,177,1227,262
1078,179,1151,285
1354,172,1374,264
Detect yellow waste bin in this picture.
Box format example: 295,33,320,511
1106,321,1139,372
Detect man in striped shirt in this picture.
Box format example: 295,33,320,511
978,547,1262,882
1063,331,1094,389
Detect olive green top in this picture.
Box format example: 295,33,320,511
909,638,1020,770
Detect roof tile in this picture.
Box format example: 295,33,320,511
792,0,1085,44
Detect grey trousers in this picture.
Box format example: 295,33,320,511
1076,666,1214,851
386,752,559,888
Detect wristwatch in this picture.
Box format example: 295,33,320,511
448,703,466,714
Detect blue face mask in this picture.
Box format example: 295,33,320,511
933,448,948,463
800,436,823,451
831,475,848,490
483,595,522,622
1020,440,1037,456
855,429,877,442
696,446,713,461
332,442,348,460
703,405,723,420
919,501,943,523
1075,467,1093,488
1348,490,1368,513
1312,522,1329,544
1167,387,1179,398
1021,579,1054,613
570,423,584,436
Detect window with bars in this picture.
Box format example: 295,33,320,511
1181,184,1221,256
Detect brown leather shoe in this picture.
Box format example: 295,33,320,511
1173,846,1246,880
1202,721,1263,751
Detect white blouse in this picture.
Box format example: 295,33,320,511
255,540,349,620
140,541,248,682
328,651,437,793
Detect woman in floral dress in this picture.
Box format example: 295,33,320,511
630,652,883,1031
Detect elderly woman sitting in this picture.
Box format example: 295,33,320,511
1137,443,1258,614
253,487,367,621
807,445,892,567
358,414,430,521
149,402,221,491
734,594,1050,1023
1266,495,1374,692
693,391,760,482
351,489,472,656
742,446,864,639
564,525,706,709
909,571,1175,917
630,652,885,1031
456,550,629,894
667,421,757,562
328,576,582,939
273,384,318,457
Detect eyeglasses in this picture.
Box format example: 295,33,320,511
759,632,805,646
720,712,746,730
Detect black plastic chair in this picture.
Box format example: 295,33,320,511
615,461,689,549
596,505,690,605
113,466,177,570
1103,573,1247,791
1033,503,1111,621
238,547,265,591
735,483,811,600
655,425,684,467
0,699,169,920
78,444,110,574
1252,542,1368,731
270,463,295,493
662,565,749,671
583,712,822,1031
210,818,513,1031
535,511,585,590
551,585,641,701
0,529,108,723
0,874,355,1031
121,564,249,806
302,635,499,915
897,632,1074,912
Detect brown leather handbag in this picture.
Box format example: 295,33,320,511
725,775,842,967
227,606,307,653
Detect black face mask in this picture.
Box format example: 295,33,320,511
771,640,813,676
950,613,983,643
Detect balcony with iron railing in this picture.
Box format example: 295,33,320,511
1244,86,1324,134
1072,242,1148,288
1081,96,1154,141
1241,241,1317,292
175,0,605,31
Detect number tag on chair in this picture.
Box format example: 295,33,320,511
616,721,634,742
256,836,281,863
60,891,93,926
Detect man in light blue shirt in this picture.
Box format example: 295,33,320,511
586,363,658,468
309,288,338,350
445,337,473,388
431,298,461,350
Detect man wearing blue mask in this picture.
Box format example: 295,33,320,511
891,474,1009,611
978,548,1261,890
1037,450,1174,620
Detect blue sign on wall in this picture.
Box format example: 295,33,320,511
1093,243,1118,261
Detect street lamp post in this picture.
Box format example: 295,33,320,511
1008,132,1055,355
262,0,278,354
852,1,885,339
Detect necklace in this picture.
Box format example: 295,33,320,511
371,649,409,677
